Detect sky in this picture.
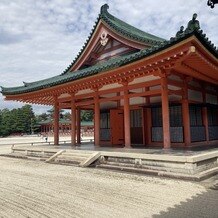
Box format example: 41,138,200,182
0,0,217,114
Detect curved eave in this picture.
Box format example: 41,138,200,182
2,30,218,100
61,5,165,75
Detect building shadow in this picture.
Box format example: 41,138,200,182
152,188,218,218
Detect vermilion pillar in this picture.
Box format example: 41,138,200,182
182,80,191,146
71,95,76,146
145,108,152,145
161,76,171,149
77,108,81,144
54,99,59,145
123,85,131,147
94,91,100,146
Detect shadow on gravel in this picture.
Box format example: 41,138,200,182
152,189,218,218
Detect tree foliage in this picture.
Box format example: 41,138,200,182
81,110,93,121
0,105,35,137
0,105,93,137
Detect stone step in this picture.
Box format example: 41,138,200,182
61,153,91,158
1,153,28,159
56,156,86,162
2,153,48,161
54,159,83,165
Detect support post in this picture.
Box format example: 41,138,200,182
94,91,100,146
117,92,120,108
182,79,191,146
161,76,171,149
145,108,152,145
202,86,209,142
123,84,131,148
71,94,76,146
77,108,81,144
54,98,59,145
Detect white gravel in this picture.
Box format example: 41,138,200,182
0,137,217,218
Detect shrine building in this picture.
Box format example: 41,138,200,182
1,4,218,149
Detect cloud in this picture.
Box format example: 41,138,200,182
0,27,30,44
0,0,217,114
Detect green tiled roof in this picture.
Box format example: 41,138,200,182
1,12,217,96
100,4,164,44
61,4,165,75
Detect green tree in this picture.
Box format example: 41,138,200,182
0,105,35,137
0,109,13,136
81,110,93,121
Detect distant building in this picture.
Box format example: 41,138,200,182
39,119,94,137
2,4,218,148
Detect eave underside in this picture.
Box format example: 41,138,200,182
4,40,218,107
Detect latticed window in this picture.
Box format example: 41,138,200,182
208,107,218,126
170,105,182,127
151,107,162,127
100,112,110,128
189,105,203,126
130,109,142,127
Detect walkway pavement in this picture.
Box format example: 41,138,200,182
41,143,218,157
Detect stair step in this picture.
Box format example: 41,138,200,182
61,154,90,158
57,156,86,162
2,153,28,159
54,159,82,165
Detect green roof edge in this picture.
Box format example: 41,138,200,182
1,13,217,96
60,4,165,76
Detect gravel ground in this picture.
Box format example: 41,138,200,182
0,135,71,145
0,137,217,218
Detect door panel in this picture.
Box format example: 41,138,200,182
110,109,124,145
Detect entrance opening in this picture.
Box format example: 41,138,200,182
130,109,143,145
100,109,124,146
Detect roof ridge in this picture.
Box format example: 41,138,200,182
60,4,165,76
100,4,165,43
1,14,217,96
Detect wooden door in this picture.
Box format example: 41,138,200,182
110,109,124,145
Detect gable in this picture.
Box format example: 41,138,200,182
69,22,148,72
63,4,165,73
78,32,141,70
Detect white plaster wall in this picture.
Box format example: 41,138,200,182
168,74,183,81
99,83,122,91
58,93,71,99
188,89,203,102
101,93,117,98
150,85,161,90
76,89,93,95
150,96,161,103
168,85,181,90
129,75,160,85
130,97,144,105
130,88,144,93
100,101,117,110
